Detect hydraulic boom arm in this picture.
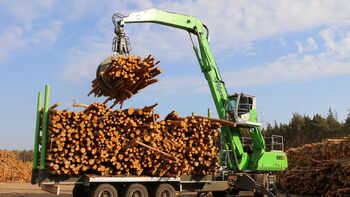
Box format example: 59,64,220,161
112,8,287,171
119,9,228,118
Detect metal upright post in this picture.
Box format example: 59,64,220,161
33,92,43,168
208,108,211,118
40,85,50,169
31,92,43,184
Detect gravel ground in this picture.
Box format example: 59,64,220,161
0,183,72,197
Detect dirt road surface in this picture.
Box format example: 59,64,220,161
0,183,72,197
0,183,303,197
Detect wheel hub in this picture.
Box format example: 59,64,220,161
99,189,113,197
160,189,171,197
131,189,144,197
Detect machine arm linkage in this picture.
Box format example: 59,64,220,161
112,8,287,172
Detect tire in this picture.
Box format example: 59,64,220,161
124,183,148,197
230,189,239,195
154,184,176,197
212,191,227,197
73,184,87,197
90,183,118,197
196,192,210,197
254,174,268,197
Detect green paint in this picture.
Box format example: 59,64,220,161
249,109,258,122
255,152,288,171
40,85,50,169
33,92,43,169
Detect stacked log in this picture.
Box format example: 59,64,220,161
279,135,350,197
44,102,221,177
0,150,31,182
89,55,161,108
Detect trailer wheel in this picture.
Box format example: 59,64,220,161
124,183,148,197
230,189,239,195
212,191,227,197
90,183,118,197
196,192,211,197
154,184,175,197
73,184,87,197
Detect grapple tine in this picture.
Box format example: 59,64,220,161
97,14,131,92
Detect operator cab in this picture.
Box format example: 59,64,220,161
225,93,261,127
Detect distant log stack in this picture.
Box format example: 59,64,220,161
279,135,350,197
44,102,221,177
88,55,162,108
0,150,31,183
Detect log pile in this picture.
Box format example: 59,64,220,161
0,150,31,183
89,55,162,108
44,102,221,177
279,135,350,197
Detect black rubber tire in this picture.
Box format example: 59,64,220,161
212,191,227,197
124,183,148,197
230,189,239,195
90,183,118,197
154,184,175,197
254,193,263,197
73,184,87,197
196,192,210,197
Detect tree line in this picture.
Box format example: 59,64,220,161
263,108,350,149
8,150,33,163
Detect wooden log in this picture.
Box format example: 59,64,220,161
279,135,350,196
88,55,162,108
44,103,221,177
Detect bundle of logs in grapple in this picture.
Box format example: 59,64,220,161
278,135,350,197
44,102,222,177
88,55,161,108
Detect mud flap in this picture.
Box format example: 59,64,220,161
31,169,38,185
41,184,60,195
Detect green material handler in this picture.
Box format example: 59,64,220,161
95,8,288,196
98,8,288,172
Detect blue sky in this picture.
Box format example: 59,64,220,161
1,0,350,150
